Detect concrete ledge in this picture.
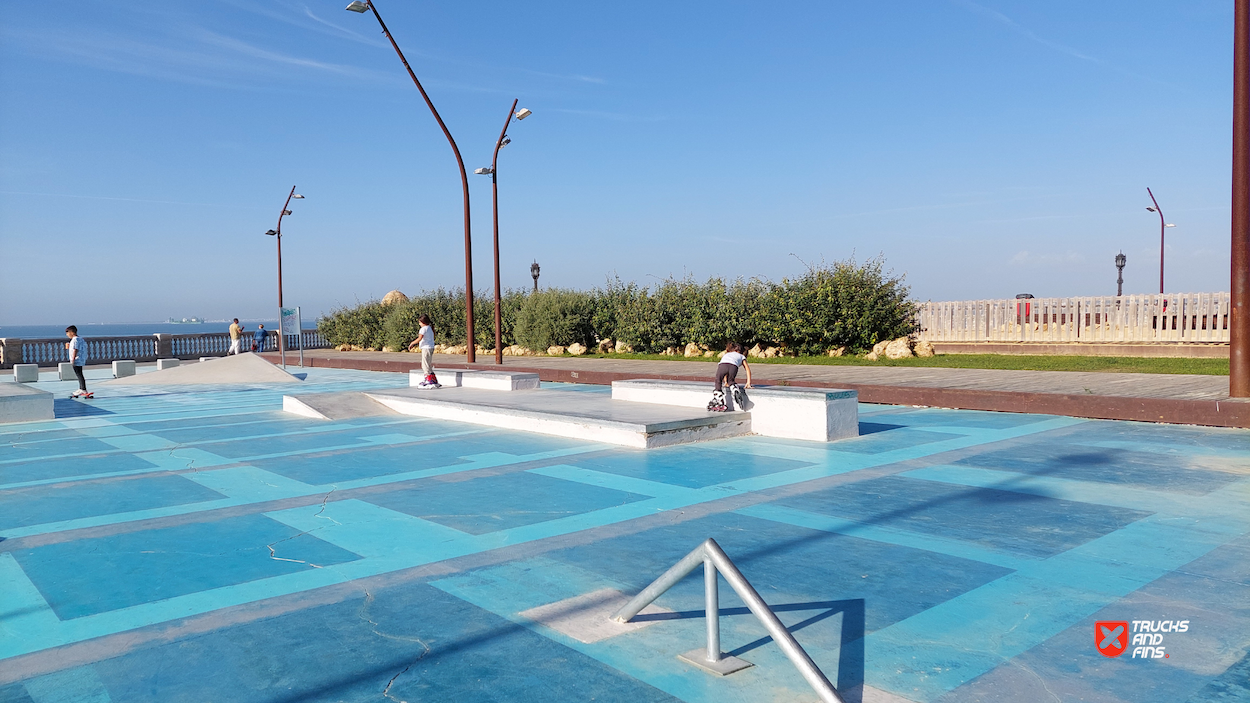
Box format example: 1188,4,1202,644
13,364,39,383
0,383,54,424
612,379,859,442
112,360,136,378
58,363,75,381
283,392,397,420
368,387,750,448
932,342,1230,358
411,370,541,391
156,358,180,371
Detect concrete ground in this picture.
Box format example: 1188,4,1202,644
1,367,1248,703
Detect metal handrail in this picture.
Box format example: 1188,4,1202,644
613,538,845,703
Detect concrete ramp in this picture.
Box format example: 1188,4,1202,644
0,383,54,424
283,391,397,420
103,353,300,385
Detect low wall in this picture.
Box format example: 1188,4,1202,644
0,330,330,368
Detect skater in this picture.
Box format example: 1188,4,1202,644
708,341,751,412
407,314,441,388
252,324,267,352
228,318,244,355
65,325,92,399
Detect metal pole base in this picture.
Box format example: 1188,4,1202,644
678,649,753,676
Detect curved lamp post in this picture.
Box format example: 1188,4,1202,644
265,186,303,365
475,100,532,364
1145,187,1177,294
346,0,477,362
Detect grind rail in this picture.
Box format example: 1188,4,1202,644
612,538,845,703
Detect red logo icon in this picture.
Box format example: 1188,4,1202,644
1096,621,1129,657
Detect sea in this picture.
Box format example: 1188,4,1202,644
0,322,282,339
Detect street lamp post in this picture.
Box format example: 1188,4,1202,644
346,0,477,363
265,186,303,366
474,101,532,365
1145,188,1177,294
1115,252,1126,296
531,261,540,292
1232,0,1250,397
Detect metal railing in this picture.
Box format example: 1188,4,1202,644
613,538,844,703
0,330,331,368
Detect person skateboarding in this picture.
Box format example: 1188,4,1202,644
65,325,92,399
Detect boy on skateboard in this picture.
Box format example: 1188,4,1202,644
407,314,441,388
65,325,92,399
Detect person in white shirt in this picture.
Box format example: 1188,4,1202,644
709,341,751,411
65,325,91,398
406,314,441,388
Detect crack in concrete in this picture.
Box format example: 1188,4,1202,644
264,487,338,568
358,589,431,703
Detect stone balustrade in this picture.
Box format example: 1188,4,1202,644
0,330,329,369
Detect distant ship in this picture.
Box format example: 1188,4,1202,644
166,317,205,324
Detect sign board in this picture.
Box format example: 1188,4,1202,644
280,307,300,335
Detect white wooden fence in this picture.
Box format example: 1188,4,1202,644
916,292,1230,344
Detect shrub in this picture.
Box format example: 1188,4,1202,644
318,300,388,349
514,289,596,350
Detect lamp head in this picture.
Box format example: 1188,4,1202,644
530,261,540,278
292,194,305,199
265,229,278,237
1115,252,1126,267
1165,223,1176,228
500,137,511,148
474,167,493,175
345,1,369,12
282,209,292,216
515,108,532,120
1146,206,1157,212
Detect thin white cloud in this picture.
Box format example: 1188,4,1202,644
547,107,666,122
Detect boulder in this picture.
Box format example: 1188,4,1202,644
381,346,394,353
748,344,765,358
884,338,914,359
547,345,567,356
827,346,846,357
684,342,701,357
864,351,879,361
703,350,717,357
871,340,890,357
762,346,779,358
381,290,409,306
598,339,614,354
567,342,587,356
661,347,678,356
914,340,936,358
615,341,634,354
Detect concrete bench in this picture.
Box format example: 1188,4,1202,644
157,358,180,371
13,364,39,383
611,379,858,442
411,369,540,391
58,362,76,381
113,360,136,378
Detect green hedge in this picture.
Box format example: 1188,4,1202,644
318,257,917,354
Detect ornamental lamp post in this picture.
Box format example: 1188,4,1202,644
475,100,533,365
265,187,303,366
1115,251,1127,296
531,261,540,292
345,0,477,363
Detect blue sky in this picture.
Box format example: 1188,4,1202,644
0,0,1237,324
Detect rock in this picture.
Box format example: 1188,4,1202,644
914,340,936,358
434,344,447,353
567,343,587,356
381,290,409,306
381,346,394,353
615,341,634,354
762,346,779,358
748,344,765,358
827,346,846,357
442,344,468,355
684,342,701,357
501,346,513,356
864,351,879,361
547,345,566,356
884,338,914,360
871,340,890,357
598,339,614,354
661,347,678,356
703,350,717,357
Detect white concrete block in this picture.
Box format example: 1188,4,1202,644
13,364,39,383
0,383,54,423
112,360,136,378
199,357,215,363
612,379,859,442
156,358,181,371
410,370,540,391
58,362,76,381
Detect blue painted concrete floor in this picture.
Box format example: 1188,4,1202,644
1,367,1248,703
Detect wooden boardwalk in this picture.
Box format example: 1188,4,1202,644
267,351,1250,428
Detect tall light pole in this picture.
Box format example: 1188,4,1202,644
1145,188,1177,294
475,101,532,365
265,186,303,365
1232,0,1249,397
1115,251,1126,296
346,0,477,363
531,261,541,292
